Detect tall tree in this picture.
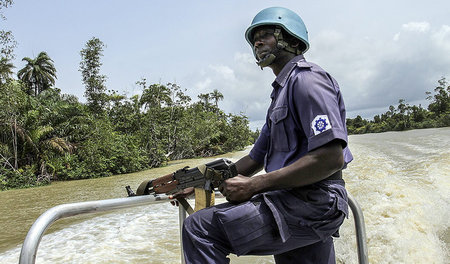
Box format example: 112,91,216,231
79,37,107,113
198,93,211,109
17,52,57,96
426,77,449,117
0,0,13,20
0,56,14,84
0,30,16,60
210,89,224,108
0,81,26,170
0,0,16,60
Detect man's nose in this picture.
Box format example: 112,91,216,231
253,39,263,48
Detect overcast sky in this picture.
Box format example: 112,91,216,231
3,0,450,129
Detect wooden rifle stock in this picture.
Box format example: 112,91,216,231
129,158,237,196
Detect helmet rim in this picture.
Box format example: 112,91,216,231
245,7,310,54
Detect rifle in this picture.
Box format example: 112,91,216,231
126,158,237,198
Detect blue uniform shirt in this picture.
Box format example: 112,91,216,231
250,55,353,172
182,56,352,262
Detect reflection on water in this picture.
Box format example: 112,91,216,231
0,128,449,263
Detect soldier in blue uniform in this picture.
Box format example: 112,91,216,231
178,7,353,263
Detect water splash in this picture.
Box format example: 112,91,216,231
1,128,449,263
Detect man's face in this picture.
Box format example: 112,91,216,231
252,27,278,61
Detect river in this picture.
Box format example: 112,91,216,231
0,127,449,263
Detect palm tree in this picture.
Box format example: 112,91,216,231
0,57,14,85
139,83,172,110
17,52,57,96
18,124,74,181
210,89,224,108
198,93,211,106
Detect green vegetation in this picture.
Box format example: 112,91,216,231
1,2,448,189
347,77,450,134
0,26,255,189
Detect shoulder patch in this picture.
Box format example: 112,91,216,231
311,115,332,135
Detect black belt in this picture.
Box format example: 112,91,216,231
327,170,342,180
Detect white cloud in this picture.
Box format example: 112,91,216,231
209,65,236,81
186,22,450,124
394,21,431,42
393,33,400,41
234,52,255,64
185,52,273,128
402,21,430,32
194,78,212,91
308,22,450,118
431,25,450,52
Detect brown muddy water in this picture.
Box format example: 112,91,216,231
0,127,449,263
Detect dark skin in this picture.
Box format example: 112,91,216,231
252,26,299,75
172,27,344,204
219,140,343,203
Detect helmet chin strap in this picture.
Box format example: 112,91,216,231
256,53,276,69
255,27,301,69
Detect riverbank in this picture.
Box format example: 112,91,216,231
1,128,449,263
0,147,253,253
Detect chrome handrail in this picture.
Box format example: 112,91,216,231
19,194,171,264
19,192,368,264
347,193,369,264
178,204,187,264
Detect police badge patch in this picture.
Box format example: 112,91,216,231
312,115,332,135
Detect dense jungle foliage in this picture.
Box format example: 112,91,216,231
0,80,256,190
1,2,448,190
0,33,257,190
346,77,449,134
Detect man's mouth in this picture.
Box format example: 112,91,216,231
257,51,269,60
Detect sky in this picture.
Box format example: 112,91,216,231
2,0,450,130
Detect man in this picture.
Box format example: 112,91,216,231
177,7,353,263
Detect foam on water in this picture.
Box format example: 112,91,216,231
1,204,182,263
336,128,450,264
1,128,449,264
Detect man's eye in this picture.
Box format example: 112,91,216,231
263,32,272,38
253,35,263,42
253,30,273,43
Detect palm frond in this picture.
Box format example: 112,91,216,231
43,137,74,154
17,52,57,95
30,125,54,142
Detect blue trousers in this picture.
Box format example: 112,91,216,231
182,183,347,264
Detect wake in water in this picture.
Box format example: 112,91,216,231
0,128,448,263
336,128,450,264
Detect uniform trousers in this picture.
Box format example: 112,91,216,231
182,180,347,264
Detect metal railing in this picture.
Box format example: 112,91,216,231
19,194,171,264
347,193,369,264
19,193,368,264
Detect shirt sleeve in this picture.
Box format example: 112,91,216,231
291,68,348,152
249,123,269,164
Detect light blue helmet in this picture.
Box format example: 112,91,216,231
245,7,310,55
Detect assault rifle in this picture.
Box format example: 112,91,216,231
126,158,237,197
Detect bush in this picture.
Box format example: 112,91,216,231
0,166,48,190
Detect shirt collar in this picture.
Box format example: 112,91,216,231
271,55,306,90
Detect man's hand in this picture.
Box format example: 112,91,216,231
169,187,195,206
219,175,255,203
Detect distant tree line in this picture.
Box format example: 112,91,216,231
346,77,449,134
0,35,257,190
2,2,448,189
